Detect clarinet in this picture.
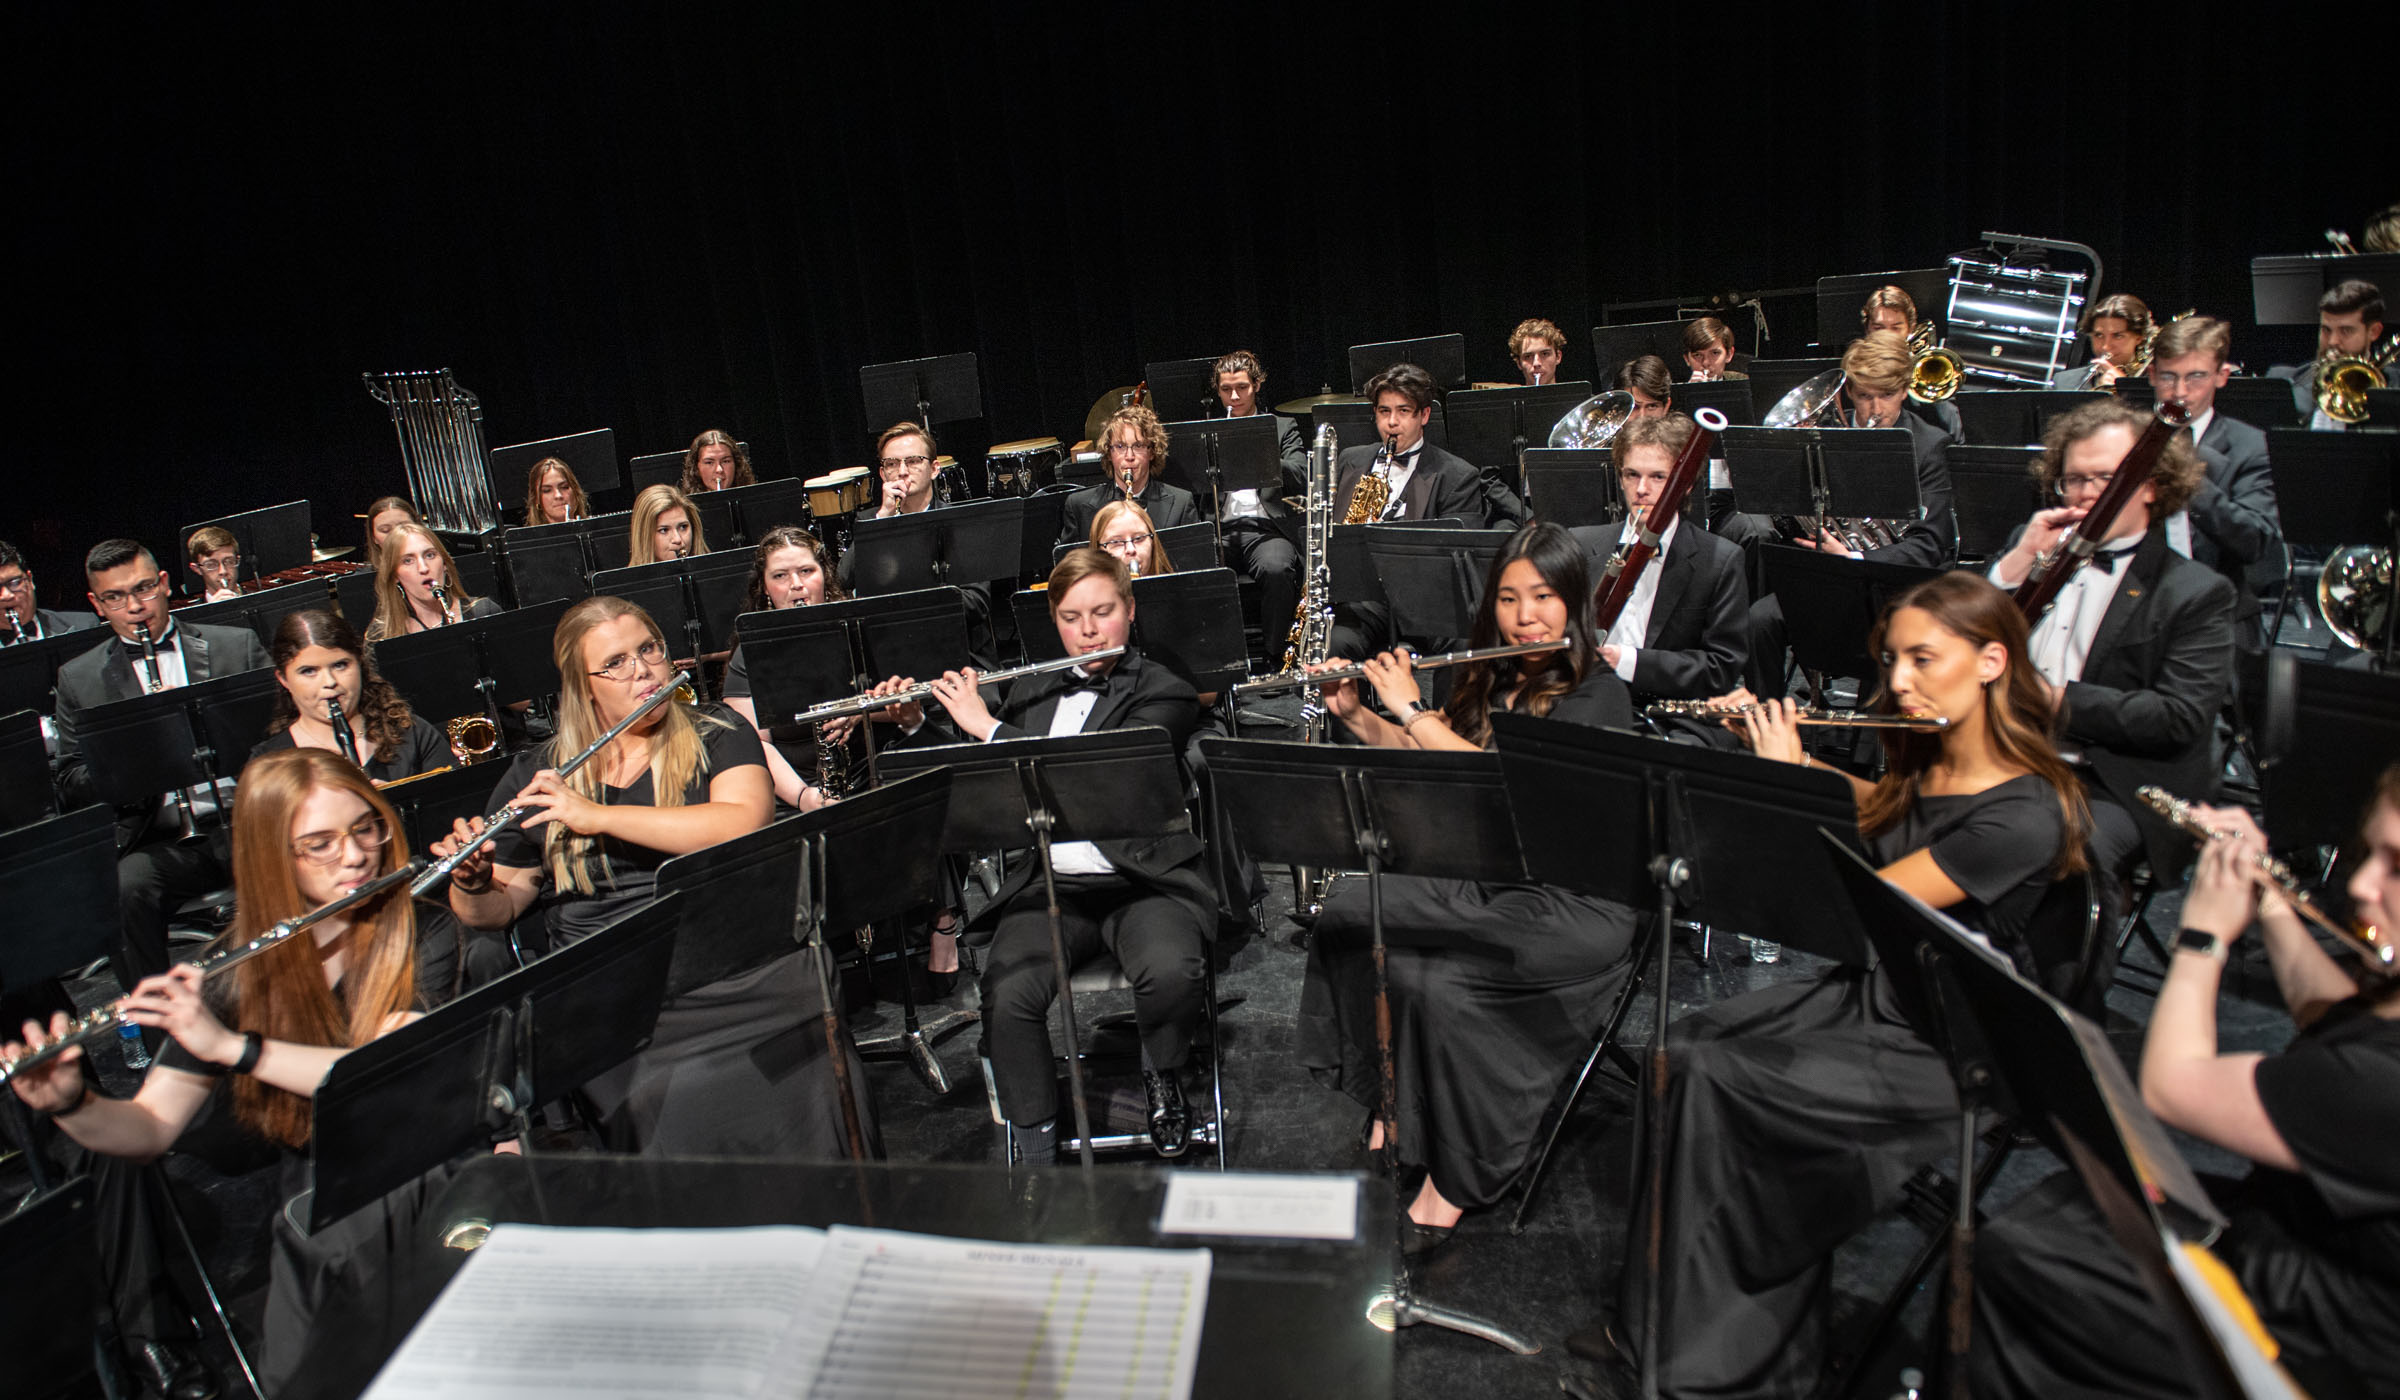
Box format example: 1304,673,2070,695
326,693,362,768
428,580,456,625
134,622,203,837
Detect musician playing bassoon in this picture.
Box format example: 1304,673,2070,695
1594,413,1749,707
1299,521,1641,1255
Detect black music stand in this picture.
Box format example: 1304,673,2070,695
1722,425,1922,542
372,598,571,740
384,762,500,861
2250,654,2400,851
0,1178,108,1395
1746,358,1842,418
332,566,378,626
77,667,280,824
1759,546,1944,682
861,352,982,430
489,428,621,513
1444,382,1595,486
2366,387,2400,431
1047,520,1218,575
1312,399,1449,454
589,551,753,695
848,497,1025,599
305,892,683,1231
1199,737,1537,1353
1348,334,1466,392
2251,251,2400,323
1946,446,2044,560
1143,356,1223,424
876,727,1188,1174
736,587,972,763
176,575,339,647
1160,414,1281,556
660,768,955,1113
182,499,313,586
501,512,635,606
1361,528,1515,642
1948,392,2032,447
1814,268,1948,348
1522,448,1618,527
1327,520,1466,610
1670,378,1757,427
1487,711,1869,1394
0,806,118,1195
692,476,811,550
0,628,103,717
2269,428,2398,662
2114,378,2301,433
623,449,683,492
0,708,51,830
1590,321,1693,382
1012,569,1249,694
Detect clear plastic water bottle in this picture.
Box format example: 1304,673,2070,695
118,1021,152,1071
1749,936,1783,965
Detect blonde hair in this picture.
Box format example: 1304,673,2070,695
543,596,728,894
365,523,481,641
1841,331,1913,396
628,484,709,566
1090,500,1176,576
2150,315,2232,367
1098,404,1170,464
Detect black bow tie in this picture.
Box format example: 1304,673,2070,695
2092,539,2142,572
1060,665,1113,693
121,627,178,657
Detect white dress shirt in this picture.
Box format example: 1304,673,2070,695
1378,445,1424,520
980,679,1117,875
1603,515,1679,682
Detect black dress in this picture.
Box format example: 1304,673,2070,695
251,715,449,784
1616,773,2067,1399
1297,667,1642,1209
719,639,852,800
1971,999,2400,1399
480,708,880,1159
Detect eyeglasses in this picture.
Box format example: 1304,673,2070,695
879,454,932,472
2151,369,2217,390
292,814,390,866
2059,472,2116,496
94,578,165,610
1107,442,1148,456
0,573,29,596
590,638,667,681
1100,533,1153,552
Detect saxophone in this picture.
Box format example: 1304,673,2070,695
1276,425,1339,718
1345,433,1397,525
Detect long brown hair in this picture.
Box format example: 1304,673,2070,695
222,749,420,1149
1444,522,1598,748
522,456,590,527
545,596,727,893
680,429,755,493
366,523,483,641
1856,572,2090,874
742,526,846,613
267,609,415,751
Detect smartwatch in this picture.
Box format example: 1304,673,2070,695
2174,926,2225,960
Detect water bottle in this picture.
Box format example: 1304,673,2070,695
118,1021,152,1071
1749,935,1783,965
1886,1367,1925,1400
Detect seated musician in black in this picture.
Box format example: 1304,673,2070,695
433,595,878,1159
2147,315,2281,641
845,420,996,664
1592,413,1748,708
911,547,1214,1163
1325,361,1498,659
1568,571,2090,1395
1614,354,1674,420
1057,402,1203,547
2049,292,2153,391
1971,768,2400,1398
252,608,448,782
1985,398,2235,883
361,522,500,641
0,536,102,643
1209,349,1307,650
53,539,272,985
1861,284,1966,443
2268,278,2385,430
8,748,481,1397
1510,317,1568,385
1299,521,1640,1254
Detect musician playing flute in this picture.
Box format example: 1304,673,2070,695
7,748,482,1397
432,596,879,1158
1572,572,2091,1394
1969,766,2400,1397
1300,521,1641,1256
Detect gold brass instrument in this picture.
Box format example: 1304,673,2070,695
2316,545,2393,652
1547,390,1637,450
1346,434,1398,523
2075,308,2186,390
1,861,426,1081
1231,640,1568,699
2136,786,2394,976
446,714,501,767
1645,698,1951,730
787,649,1127,728
1902,321,1963,403
2312,331,2396,425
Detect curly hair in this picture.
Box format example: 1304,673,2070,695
1097,403,1170,464
2032,398,2206,518
680,429,755,493
1508,318,1567,360
742,526,846,612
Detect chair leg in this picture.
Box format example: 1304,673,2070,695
1510,915,1659,1234
1206,959,1227,1171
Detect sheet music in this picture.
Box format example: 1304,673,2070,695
1159,1172,1359,1241
363,1224,828,1400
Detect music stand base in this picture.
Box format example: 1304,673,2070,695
1367,1292,1542,1355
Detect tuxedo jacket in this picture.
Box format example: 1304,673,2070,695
2266,364,2317,423
53,621,273,849
1334,442,1490,526
1859,413,1960,570
2186,412,2282,614
1903,397,1966,447
1058,479,1204,548
30,607,102,638
1578,522,1751,700
925,649,1217,937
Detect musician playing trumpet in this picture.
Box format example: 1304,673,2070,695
2050,292,2154,390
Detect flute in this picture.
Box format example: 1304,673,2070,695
411,669,693,897
787,649,1126,727
1232,640,1568,698
2136,786,2394,974
1646,699,1952,731
1,861,424,1081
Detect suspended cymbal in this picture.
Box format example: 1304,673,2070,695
1084,385,1145,445
1275,392,1364,415
312,545,356,562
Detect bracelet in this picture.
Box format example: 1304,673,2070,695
47,1078,93,1118
230,1032,263,1076
1402,708,1441,731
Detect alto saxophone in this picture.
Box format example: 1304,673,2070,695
1345,433,1398,525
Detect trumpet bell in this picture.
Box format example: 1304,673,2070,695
1908,347,1965,403
1547,391,1637,449
2314,355,2388,426
1764,369,1848,428
2318,545,2393,651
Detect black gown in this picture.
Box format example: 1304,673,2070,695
1616,773,2068,1399
1297,667,1641,1209
480,707,880,1159
1970,999,2400,1399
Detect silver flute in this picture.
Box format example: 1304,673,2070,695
1231,640,1568,698
787,648,1126,727
2,861,425,1082
412,669,693,897
2135,786,2393,974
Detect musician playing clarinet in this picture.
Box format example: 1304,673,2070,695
906,547,1213,1163
1057,403,1203,548
7,748,482,1397
251,609,448,784
1570,572,2091,1394
0,538,101,642
1971,765,2400,1397
361,522,498,641
1986,399,2235,886
1301,521,1640,1256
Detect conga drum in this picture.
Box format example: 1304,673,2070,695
984,437,1064,497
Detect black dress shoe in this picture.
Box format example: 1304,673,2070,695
1144,1069,1190,1158
131,1339,218,1400
1399,1219,1455,1257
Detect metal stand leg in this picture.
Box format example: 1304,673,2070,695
887,915,951,1095
1031,820,1097,1174
152,1164,260,1400
1511,915,1656,1234
1639,855,1690,1400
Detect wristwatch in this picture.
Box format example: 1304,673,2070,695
2174,926,2225,960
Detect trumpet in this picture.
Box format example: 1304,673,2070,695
1645,698,1952,730
1231,640,1566,698
1,861,425,1081
411,670,692,897
786,649,1126,727
2135,786,2393,976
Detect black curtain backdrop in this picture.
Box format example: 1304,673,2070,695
13,3,2360,599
